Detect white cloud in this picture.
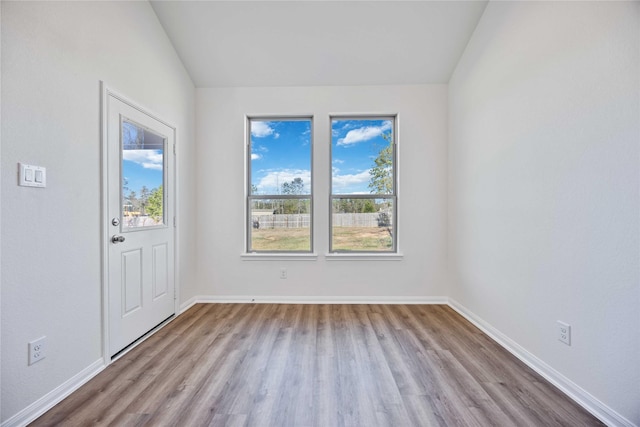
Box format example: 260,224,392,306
123,150,163,170
332,158,345,164
332,170,371,192
332,122,356,137
251,153,262,160
337,121,392,146
251,121,276,138
255,169,311,194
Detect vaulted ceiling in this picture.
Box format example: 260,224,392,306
151,1,488,88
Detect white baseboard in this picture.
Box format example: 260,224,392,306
180,295,448,312
179,295,201,313
1,358,105,427
448,299,637,427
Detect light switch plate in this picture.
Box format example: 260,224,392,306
19,163,46,188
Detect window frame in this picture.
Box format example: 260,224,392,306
329,115,398,254
246,115,314,254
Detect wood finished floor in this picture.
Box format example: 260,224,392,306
32,304,603,426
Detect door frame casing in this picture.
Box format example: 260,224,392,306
100,82,179,365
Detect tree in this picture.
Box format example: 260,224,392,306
333,198,377,214
368,133,393,194
122,122,143,149
363,199,375,213
280,178,306,214
139,186,150,215
146,186,163,222
281,177,304,195
125,190,139,213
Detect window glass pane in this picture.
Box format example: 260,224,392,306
121,120,165,229
331,118,393,195
331,116,396,253
250,199,311,251
332,198,394,252
250,119,311,196
248,117,312,253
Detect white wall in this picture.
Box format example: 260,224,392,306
449,1,639,424
0,1,196,422
196,85,447,300
0,3,3,422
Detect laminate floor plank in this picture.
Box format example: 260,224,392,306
312,305,337,424
177,304,279,426
480,382,547,427
139,306,254,424
31,304,603,427
393,329,464,426
226,304,286,418
244,306,297,426
108,304,255,426
333,305,379,427
351,307,412,427
368,311,428,396
41,304,216,426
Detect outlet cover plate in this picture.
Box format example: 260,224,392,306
28,336,47,365
557,321,571,346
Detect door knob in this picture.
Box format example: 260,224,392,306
111,235,126,243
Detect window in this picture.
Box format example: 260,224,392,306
330,116,397,252
247,117,313,252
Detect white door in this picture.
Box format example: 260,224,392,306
106,93,175,358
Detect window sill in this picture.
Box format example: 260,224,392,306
241,253,319,261
324,253,404,261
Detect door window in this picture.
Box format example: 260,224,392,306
121,119,166,229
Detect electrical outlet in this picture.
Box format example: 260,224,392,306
280,268,287,279
557,321,571,346
29,336,47,365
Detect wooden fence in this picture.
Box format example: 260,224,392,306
252,214,311,229
252,213,392,229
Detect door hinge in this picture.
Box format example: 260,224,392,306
173,143,176,155
173,216,177,227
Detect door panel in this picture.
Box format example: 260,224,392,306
122,249,143,315
107,93,175,358
152,244,169,300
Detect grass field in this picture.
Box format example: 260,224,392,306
250,227,393,251
332,227,393,251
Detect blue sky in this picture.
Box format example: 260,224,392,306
331,118,392,194
122,121,164,196
250,119,312,194
123,157,163,195
250,118,392,195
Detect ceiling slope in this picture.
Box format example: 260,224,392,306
151,1,488,88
